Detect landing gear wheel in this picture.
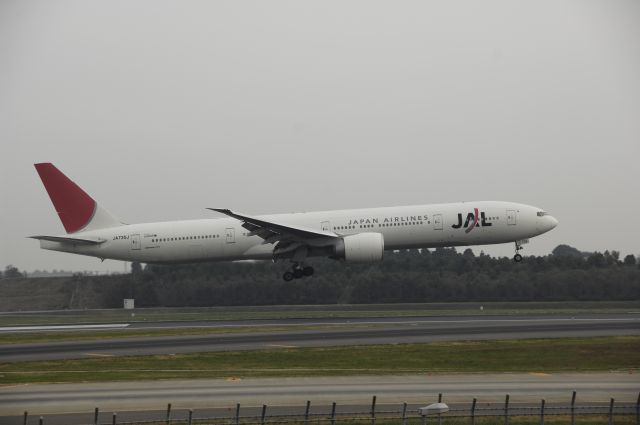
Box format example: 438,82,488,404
303,266,314,277
293,268,304,279
513,240,526,263
283,271,294,281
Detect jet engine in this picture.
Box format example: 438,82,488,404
334,232,384,262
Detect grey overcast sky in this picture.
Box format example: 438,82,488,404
1,0,639,273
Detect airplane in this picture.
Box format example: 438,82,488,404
31,163,558,281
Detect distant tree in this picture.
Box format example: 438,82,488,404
603,251,618,267
4,265,23,279
623,254,637,266
552,244,584,258
586,252,606,268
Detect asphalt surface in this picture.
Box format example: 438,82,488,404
1,314,638,362
2,373,639,424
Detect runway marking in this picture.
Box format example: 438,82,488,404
267,344,298,348
0,324,130,332
529,372,550,377
129,317,640,330
84,353,115,358
0,368,413,371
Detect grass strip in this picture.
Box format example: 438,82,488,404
118,417,638,425
273,418,636,425
0,324,377,345
0,336,638,385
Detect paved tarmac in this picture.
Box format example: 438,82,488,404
0,314,638,362
1,373,638,424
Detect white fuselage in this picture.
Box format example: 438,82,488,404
39,201,558,264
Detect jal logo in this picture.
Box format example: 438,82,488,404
451,208,492,233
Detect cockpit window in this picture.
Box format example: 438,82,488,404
536,211,548,217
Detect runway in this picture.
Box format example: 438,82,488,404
1,373,638,423
1,314,639,362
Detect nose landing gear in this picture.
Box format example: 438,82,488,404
282,264,314,281
513,239,528,262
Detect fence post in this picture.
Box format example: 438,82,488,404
539,399,545,425
94,407,99,425
304,401,311,425
609,398,615,425
23,411,27,425
371,395,377,425
235,403,241,425
261,404,267,425
188,409,193,425
504,394,510,425
112,412,117,425
331,402,337,425
438,393,443,425
39,416,43,425
636,392,639,425
471,398,477,425
570,391,576,425
401,402,408,425
166,403,172,425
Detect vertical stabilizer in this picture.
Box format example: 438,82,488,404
34,163,122,233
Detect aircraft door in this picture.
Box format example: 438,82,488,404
506,210,517,225
130,234,141,250
321,221,331,232
142,234,159,249
225,227,235,243
433,214,443,230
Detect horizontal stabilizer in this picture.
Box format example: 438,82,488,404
29,235,106,245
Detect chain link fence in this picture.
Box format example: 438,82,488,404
21,392,640,425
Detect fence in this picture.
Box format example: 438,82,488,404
20,391,640,425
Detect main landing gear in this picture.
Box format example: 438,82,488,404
282,264,314,281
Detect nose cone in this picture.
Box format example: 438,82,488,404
538,215,558,233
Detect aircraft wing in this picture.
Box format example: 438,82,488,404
29,235,107,245
207,208,337,245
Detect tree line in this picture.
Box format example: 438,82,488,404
128,245,640,306
3,245,639,308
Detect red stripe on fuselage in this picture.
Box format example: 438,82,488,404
465,207,479,234
34,163,96,233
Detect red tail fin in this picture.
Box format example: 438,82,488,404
35,163,97,233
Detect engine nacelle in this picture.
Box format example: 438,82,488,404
334,232,384,262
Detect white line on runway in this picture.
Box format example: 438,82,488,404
135,317,640,330
1,317,637,333
0,324,130,332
